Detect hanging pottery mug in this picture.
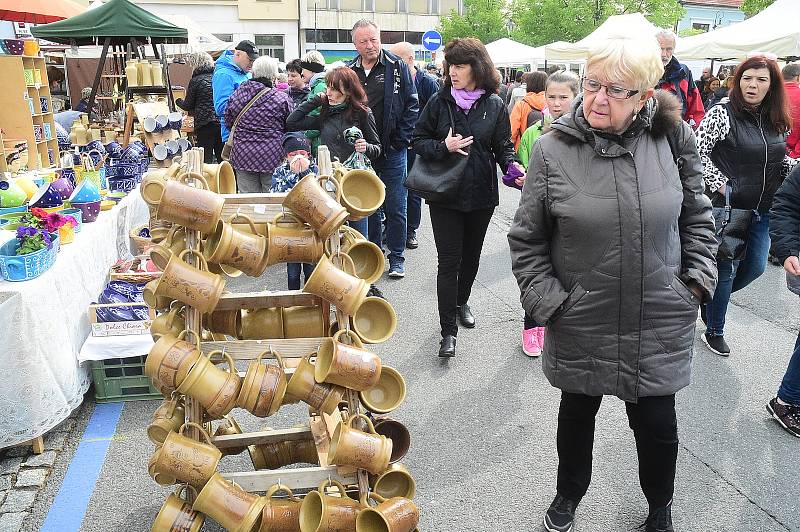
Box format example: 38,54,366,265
282,305,326,338
328,413,392,475
241,307,283,340
356,492,419,532
372,418,411,465
204,307,242,338
265,212,324,267
333,226,385,285
152,143,169,161
283,174,349,239
151,422,222,489
202,161,236,194
285,355,345,415
143,116,160,134
260,484,302,532
236,347,288,417
147,393,186,445
359,367,406,414
168,112,184,130
156,173,224,235
299,479,361,532
315,330,382,391
338,169,385,221
177,349,241,419
151,484,205,532
143,279,174,312
149,302,186,341
353,296,398,344
145,248,225,315
192,472,268,532
148,451,177,486
369,463,416,500
145,330,202,394
203,214,269,277
303,253,368,316
213,415,248,456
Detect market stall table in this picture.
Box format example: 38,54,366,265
0,189,148,448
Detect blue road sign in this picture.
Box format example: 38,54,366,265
422,30,443,52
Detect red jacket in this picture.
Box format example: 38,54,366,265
785,81,800,157
657,58,705,127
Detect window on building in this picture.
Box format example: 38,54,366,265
428,0,439,14
381,31,404,44
405,31,423,43
397,0,408,11
327,0,340,8
363,0,375,9
339,30,353,43
692,21,711,32
213,33,233,42
255,34,285,61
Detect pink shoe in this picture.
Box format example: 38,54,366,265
522,327,542,357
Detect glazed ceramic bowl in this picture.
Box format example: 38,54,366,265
100,200,115,211
4,39,24,56
105,141,123,159
69,178,101,203
0,182,28,208
106,191,127,203
28,183,64,209
71,200,101,222
108,176,137,193
50,177,74,200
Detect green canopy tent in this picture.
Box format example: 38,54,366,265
31,0,188,116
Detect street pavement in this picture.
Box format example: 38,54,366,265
19,183,800,532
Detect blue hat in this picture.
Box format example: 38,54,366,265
282,132,311,154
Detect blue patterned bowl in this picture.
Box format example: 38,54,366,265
108,176,137,193
69,178,101,203
28,183,64,209
0,233,60,281
106,160,140,179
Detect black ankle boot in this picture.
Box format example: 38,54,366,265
457,304,475,328
438,335,456,357
643,501,674,532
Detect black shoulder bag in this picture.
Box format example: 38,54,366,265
711,185,753,261
404,101,469,204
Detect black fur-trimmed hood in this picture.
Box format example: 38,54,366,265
551,89,684,142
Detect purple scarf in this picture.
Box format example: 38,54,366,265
451,86,485,112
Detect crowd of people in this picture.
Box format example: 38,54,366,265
172,22,800,532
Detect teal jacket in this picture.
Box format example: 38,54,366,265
212,51,249,141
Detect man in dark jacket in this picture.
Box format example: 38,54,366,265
390,41,439,250
347,20,419,278
177,52,222,163
767,166,800,438
656,30,705,126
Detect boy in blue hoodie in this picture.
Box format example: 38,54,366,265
212,40,256,141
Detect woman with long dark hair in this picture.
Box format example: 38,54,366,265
412,37,521,357
695,55,798,356
286,66,381,238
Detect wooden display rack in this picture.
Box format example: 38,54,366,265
173,149,371,505
123,100,181,168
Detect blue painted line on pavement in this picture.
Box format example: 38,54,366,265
40,402,124,532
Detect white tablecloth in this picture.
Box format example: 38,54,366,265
0,189,149,448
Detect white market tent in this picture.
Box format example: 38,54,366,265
545,13,659,60
486,38,546,67
675,0,800,60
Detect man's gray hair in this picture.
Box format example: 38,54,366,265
352,19,379,39
655,29,677,44
251,56,279,79
782,63,800,81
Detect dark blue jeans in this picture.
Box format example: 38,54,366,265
348,218,369,240
287,262,314,290
368,147,407,268
779,331,800,405
705,211,770,336
406,148,421,234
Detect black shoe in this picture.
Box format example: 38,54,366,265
406,232,419,249
367,284,385,299
543,494,577,532
699,304,707,325
642,501,674,532
457,304,475,328
766,397,800,438
438,335,456,357
703,333,730,356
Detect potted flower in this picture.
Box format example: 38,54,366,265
15,225,53,255
0,222,60,281
22,208,78,245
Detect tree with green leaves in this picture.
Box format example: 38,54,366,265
741,0,774,16
509,0,685,47
438,0,509,44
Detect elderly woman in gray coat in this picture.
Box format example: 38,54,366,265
508,38,717,532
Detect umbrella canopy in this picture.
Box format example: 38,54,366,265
545,13,658,60
30,0,188,46
0,0,85,24
485,38,547,67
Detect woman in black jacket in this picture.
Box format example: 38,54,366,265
177,52,222,163
412,37,522,357
286,66,381,237
695,55,798,356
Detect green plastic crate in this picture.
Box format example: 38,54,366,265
90,355,162,403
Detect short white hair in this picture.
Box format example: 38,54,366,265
251,56,278,79
655,29,677,45
303,50,325,67
587,37,664,92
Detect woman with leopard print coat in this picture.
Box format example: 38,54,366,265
694,55,798,356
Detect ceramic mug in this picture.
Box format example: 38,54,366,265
145,330,201,393
236,347,288,417
150,303,186,341
369,463,416,500
328,414,392,475
299,479,360,532
151,422,221,489
147,394,186,445
145,248,225,315
352,296,398,345
359,367,406,414
282,305,326,339
192,472,268,532
240,307,283,340
356,493,419,532
372,418,411,464
155,173,224,235
265,212,324,267
338,168,385,221
315,330,382,391
285,355,345,415
201,162,236,194
283,174,348,239
332,226,385,285
177,350,241,419
151,484,205,532
260,484,302,532
204,307,242,338
303,253,368,316
203,214,269,277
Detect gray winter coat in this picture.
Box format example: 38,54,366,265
508,91,718,402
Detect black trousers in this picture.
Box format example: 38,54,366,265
556,392,678,509
429,205,494,337
195,122,224,164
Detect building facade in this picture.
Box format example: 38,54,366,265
677,0,745,34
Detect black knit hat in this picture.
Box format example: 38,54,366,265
282,132,311,155
300,60,325,73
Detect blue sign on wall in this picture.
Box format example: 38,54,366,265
422,30,442,52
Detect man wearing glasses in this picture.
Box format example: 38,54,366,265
655,29,705,127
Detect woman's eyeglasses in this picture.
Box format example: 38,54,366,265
582,78,639,100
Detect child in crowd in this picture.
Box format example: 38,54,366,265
505,70,580,357
270,132,319,290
